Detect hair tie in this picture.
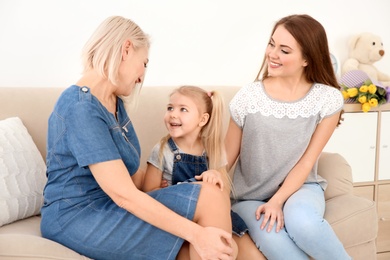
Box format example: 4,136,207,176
207,91,213,98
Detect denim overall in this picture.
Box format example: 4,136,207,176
168,138,248,236
169,138,207,185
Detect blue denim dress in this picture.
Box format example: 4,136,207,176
168,138,248,236
40,86,201,260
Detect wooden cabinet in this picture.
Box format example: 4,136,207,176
323,103,390,256
379,112,390,181
324,112,377,183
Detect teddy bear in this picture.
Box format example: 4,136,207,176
342,32,390,86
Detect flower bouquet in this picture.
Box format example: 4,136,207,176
339,70,390,112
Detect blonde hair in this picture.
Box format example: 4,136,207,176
81,16,150,86
159,85,227,172
81,16,150,112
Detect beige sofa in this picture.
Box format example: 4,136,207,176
0,86,378,260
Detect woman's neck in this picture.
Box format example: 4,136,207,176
263,76,312,101
76,70,118,115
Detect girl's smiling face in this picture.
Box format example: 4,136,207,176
164,92,207,139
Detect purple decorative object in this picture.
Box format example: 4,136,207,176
339,70,383,88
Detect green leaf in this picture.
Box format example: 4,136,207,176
377,87,386,96
340,84,348,91
364,79,372,85
379,98,387,105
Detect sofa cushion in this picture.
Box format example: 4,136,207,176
0,234,91,260
318,152,353,200
0,117,47,227
0,216,42,236
325,194,377,248
0,216,91,260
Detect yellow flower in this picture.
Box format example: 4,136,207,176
359,85,368,92
369,98,378,107
340,79,387,112
347,88,358,97
358,95,367,104
362,102,371,112
341,90,349,100
368,84,377,94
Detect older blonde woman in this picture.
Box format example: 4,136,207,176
41,16,235,260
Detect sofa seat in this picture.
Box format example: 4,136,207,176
0,216,90,260
326,194,377,255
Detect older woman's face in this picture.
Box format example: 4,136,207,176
118,46,149,96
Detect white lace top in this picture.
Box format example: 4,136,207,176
229,81,343,201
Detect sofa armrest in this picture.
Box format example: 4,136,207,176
318,152,353,200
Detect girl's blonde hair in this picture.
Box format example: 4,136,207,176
159,85,226,171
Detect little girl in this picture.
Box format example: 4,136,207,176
142,85,266,259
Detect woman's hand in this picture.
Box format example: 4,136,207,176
195,170,224,191
255,200,284,233
192,226,234,260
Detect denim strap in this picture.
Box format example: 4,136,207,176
168,137,182,162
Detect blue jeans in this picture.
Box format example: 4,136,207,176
232,183,351,260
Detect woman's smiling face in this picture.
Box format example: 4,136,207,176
266,25,307,79
117,45,149,96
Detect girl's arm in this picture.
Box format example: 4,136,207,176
132,168,145,190
224,118,243,172
90,160,233,258
142,163,164,192
257,112,341,232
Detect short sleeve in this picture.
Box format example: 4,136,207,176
147,142,164,171
66,101,121,167
229,86,249,128
320,87,344,120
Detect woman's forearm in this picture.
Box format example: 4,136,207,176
90,159,201,244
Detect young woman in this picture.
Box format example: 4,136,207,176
143,85,266,259
40,16,235,260
225,14,351,259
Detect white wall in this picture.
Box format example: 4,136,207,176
0,0,389,88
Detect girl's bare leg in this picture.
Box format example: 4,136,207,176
234,233,267,260
178,182,238,259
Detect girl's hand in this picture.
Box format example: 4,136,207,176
192,226,234,260
160,178,168,188
255,200,284,233
195,170,224,191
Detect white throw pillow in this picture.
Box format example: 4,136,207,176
0,117,47,227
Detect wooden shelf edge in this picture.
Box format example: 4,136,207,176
343,103,390,113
